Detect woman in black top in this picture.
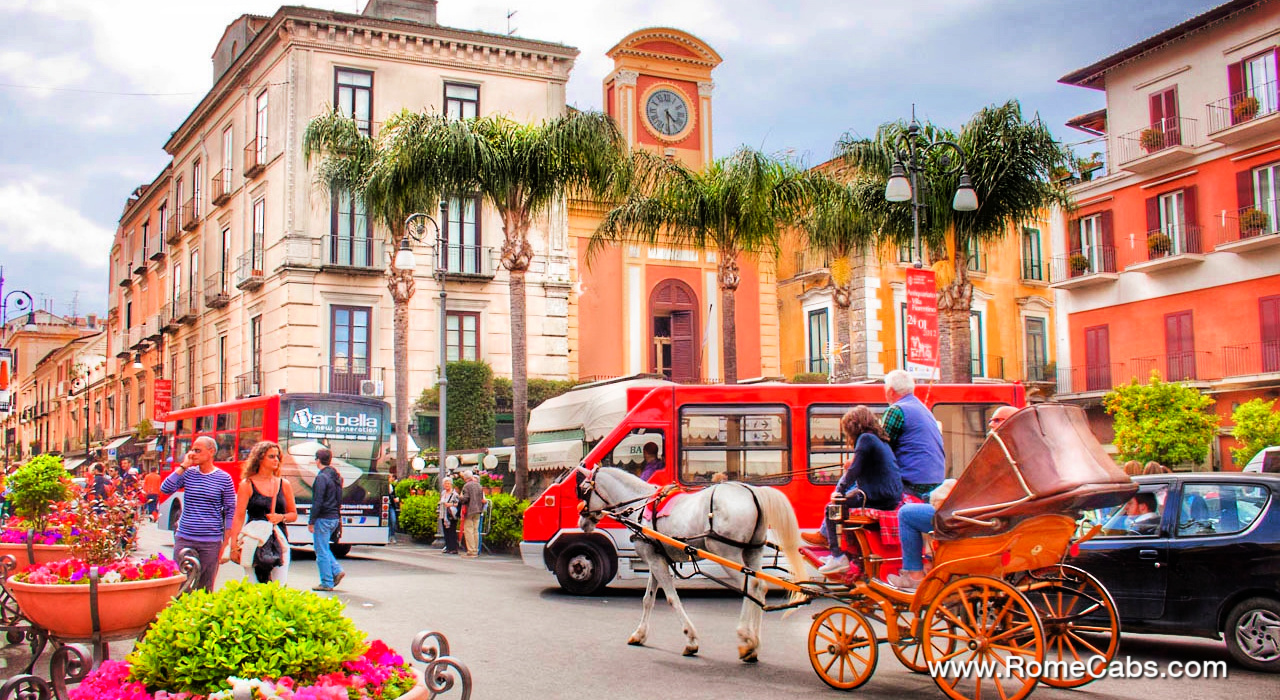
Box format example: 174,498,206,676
227,441,298,583
817,406,904,575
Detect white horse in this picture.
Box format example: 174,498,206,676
577,467,807,662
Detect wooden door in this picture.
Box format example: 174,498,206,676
1262,296,1280,373
1164,311,1195,380
1085,325,1111,392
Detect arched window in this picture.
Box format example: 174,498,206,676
649,279,699,382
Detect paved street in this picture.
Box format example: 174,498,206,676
4,521,1270,699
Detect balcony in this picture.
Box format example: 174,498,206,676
1215,204,1280,253
1126,224,1205,274
133,256,148,275
235,249,266,291
1221,341,1280,379
211,169,232,206
161,305,180,333
171,393,194,411
113,332,130,359
792,249,832,279
970,355,1005,380
1116,117,1199,174
172,291,199,324
149,234,166,261
244,139,267,178
793,358,830,377
1049,246,1118,289
235,370,262,399
204,271,230,309
1129,351,1215,384
144,315,163,342
1055,363,1127,395
118,266,133,287
319,365,386,396
320,234,386,275
1207,81,1280,144
165,214,182,245
181,198,200,231
202,384,229,406
128,327,145,350
1021,362,1056,385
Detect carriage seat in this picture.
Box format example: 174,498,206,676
844,507,901,549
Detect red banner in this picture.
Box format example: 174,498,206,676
905,268,939,370
153,379,172,421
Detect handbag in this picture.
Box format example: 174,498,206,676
253,480,284,569
330,520,343,545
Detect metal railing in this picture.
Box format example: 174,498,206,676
436,243,497,278
133,254,148,275
235,370,262,399
235,249,265,290
204,271,230,308
244,138,268,177
166,214,182,244
1021,362,1055,384
1206,80,1279,134
1021,259,1046,282
1056,363,1126,394
212,169,232,205
971,355,1004,380
112,331,129,358
1050,246,1117,281
1117,116,1198,163
1218,204,1279,246
793,249,832,276
144,314,163,340
1144,223,1202,259
1129,351,1216,383
169,291,199,325
149,233,166,261
794,358,830,376
202,384,229,406
181,197,200,231
172,393,194,411
127,327,143,349
118,263,133,287
1222,341,1280,377
322,234,385,270
319,365,385,396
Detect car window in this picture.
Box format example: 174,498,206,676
1089,484,1169,537
1176,482,1270,537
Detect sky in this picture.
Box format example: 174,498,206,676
0,0,1225,320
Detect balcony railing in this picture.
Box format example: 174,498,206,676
235,249,265,291
321,234,385,272
172,291,199,324
202,384,229,406
113,332,129,358
133,256,148,275
161,304,180,332
1144,224,1202,259
1217,204,1280,247
212,169,232,206
436,244,497,279
1222,341,1280,377
127,327,144,350
1021,362,1055,384
319,365,386,396
144,315,163,341
118,265,133,287
235,370,262,399
1056,363,1126,394
1118,116,1198,160
171,393,194,411
970,355,1004,380
149,234,166,261
794,358,830,376
1050,246,1117,281
1206,80,1280,135
1129,351,1215,383
1021,259,1046,283
165,214,182,244
204,271,230,308
244,138,268,178
793,249,832,276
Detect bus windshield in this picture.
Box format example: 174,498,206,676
278,397,391,522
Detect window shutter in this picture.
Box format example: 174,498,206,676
1099,210,1115,271
1145,196,1159,234
1227,60,1244,104
670,311,695,382
1237,169,1255,211
1262,296,1280,373
1149,92,1165,126
1184,186,1200,252
1068,218,1081,252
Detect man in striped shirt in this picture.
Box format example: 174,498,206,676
161,435,237,591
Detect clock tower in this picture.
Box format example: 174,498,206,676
603,28,721,169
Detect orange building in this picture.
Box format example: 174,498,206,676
1055,0,1280,469
569,28,780,383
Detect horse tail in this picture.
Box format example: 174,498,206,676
753,486,809,606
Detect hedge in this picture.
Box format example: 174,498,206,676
484,494,530,551
414,361,496,450
399,493,440,542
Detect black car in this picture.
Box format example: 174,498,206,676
1070,472,1280,672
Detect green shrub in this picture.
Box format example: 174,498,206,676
1231,398,1280,467
398,493,440,541
127,581,364,693
790,372,829,384
528,378,576,408
447,360,496,449
6,454,71,526
1103,371,1218,467
484,493,529,551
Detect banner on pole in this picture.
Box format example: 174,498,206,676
0,348,13,413
905,268,939,376
153,379,172,421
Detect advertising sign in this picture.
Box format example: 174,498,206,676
0,348,12,413
905,268,940,377
288,403,381,440
153,379,172,421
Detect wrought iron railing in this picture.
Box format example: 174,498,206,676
1050,245,1117,281
1117,116,1198,163
1206,79,1279,134
1144,223,1202,259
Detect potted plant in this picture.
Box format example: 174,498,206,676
1069,253,1091,274
1240,207,1269,238
1147,232,1172,257
0,454,75,567
1049,165,1072,183
1076,152,1103,181
1139,127,1164,152
1234,95,1260,123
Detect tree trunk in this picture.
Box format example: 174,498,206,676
718,250,741,384
832,291,852,382
387,264,416,481
938,241,973,383
503,215,535,500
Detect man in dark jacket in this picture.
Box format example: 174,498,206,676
309,448,345,591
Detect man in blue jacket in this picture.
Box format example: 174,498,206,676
309,448,345,591
880,369,946,500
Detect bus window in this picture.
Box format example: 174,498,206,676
215,432,236,462
175,435,193,463
173,418,187,434
931,403,1010,478
216,412,235,431
238,429,263,460
679,405,789,486
240,407,263,429
600,428,664,479
194,415,210,433
806,405,887,485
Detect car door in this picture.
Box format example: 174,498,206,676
1072,481,1172,622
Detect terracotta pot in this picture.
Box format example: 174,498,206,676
6,573,186,640
0,542,73,568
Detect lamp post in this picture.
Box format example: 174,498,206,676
883,113,979,268
1,269,37,468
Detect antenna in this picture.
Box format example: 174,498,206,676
69,290,80,320
506,9,518,36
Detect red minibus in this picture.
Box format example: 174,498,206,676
521,382,1025,594
156,392,394,555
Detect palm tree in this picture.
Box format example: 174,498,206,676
305,109,625,498
589,147,811,383
837,101,1070,382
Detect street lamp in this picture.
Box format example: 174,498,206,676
884,113,979,268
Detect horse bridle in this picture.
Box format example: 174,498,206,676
574,467,658,526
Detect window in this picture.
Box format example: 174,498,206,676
254,91,269,160
1091,484,1169,537
446,311,479,361
221,227,232,289
1243,51,1278,116
969,311,985,378
192,159,202,217
1079,215,1100,259
331,190,372,266
807,405,887,485
679,405,789,485
1176,483,1269,537
1157,189,1185,253
218,335,227,402
1025,317,1048,382
171,261,182,308
141,222,150,260
1254,162,1280,236
1262,296,1280,374
443,195,481,273
189,250,199,295
335,68,373,135
330,305,371,394
444,83,479,120
158,202,167,235
1021,227,1043,281
221,126,233,181
185,345,196,401
1165,310,1195,380
1085,324,1111,392
252,199,265,256
125,300,133,329
250,315,262,377
1148,86,1181,147
806,308,829,374
965,239,985,273
174,178,184,219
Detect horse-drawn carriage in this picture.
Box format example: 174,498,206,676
577,403,1137,700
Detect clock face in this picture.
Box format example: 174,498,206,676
645,88,690,138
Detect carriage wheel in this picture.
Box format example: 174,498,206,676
891,607,958,674
1015,565,1119,688
808,606,878,691
922,576,1044,700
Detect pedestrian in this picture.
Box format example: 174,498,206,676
308,447,345,591
459,470,485,558
227,441,297,584
92,462,111,499
1143,461,1171,474
160,436,237,591
880,369,946,500
142,467,162,521
437,478,460,554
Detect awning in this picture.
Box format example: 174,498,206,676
143,439,159,453
62,457,86,472
528,378,672,442
527,439,584,473
103,436,131,451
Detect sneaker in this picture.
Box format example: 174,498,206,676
886,573,920,590
312,585,334,592
333,571,345,588
801,531,828,546
817,555,849,574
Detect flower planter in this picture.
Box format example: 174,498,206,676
6,572,185,639
0,542,73,568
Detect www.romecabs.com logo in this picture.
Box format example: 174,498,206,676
291,407,380,434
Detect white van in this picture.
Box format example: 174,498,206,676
1243,446,1280,473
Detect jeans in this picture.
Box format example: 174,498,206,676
898,503,935,573
312,518,344,587
174,536,223,591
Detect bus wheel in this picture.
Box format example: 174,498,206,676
331,544,352,558
167,503,182,531
555,542,611,596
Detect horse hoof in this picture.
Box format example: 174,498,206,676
627,634,646,646
739,646,759,663
683,645,699,657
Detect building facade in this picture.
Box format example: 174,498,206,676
1055,0,1280,469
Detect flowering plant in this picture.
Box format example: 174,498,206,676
14,553,179,585
1,508,83,544
68,641,418,700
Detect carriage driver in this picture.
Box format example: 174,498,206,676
880,370,945,500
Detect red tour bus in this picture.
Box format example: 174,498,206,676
156,392,394,555
521,382,1025,594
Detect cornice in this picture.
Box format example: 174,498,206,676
607,27,722,68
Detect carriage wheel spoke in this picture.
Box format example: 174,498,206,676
815,629,839,646
1067,630,1107,657
988,620,1034,644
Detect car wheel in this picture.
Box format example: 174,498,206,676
1225,597,1280,672
554,542,612,595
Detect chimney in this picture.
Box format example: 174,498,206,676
362,0,438,25
86,314,98,329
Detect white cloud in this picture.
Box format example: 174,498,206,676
0,50,91,94
0,181,114,268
